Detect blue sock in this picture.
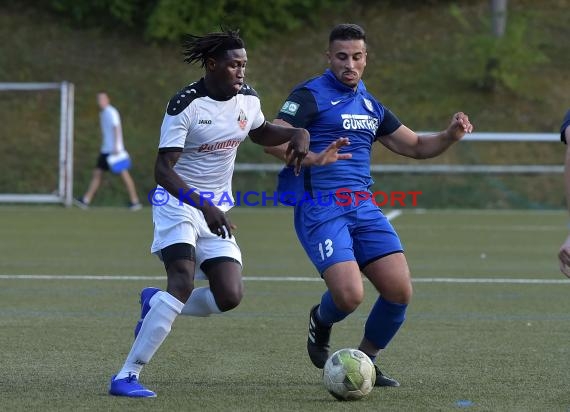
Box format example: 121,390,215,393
364,296,407,350
315,290,350,327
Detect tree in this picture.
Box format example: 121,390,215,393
485,0,509,89
36,0,345,44
490,0,508,38
450,1,547,93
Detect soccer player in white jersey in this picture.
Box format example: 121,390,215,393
108,29,309,398
75,92,142,210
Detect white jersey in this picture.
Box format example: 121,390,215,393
157,79,265,212
100,105,124,154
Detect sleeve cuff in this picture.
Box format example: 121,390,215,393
158,147,184,153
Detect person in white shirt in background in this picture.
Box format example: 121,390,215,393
75,92,142,210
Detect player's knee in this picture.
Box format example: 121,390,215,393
166,266,194,302
212,278,244,312
405,281,414,304
334,288,364,312
214,284,243,312
216,293,242,312
386,278,413,305
162,244,196,302
397,285,413,305
401,271,413,303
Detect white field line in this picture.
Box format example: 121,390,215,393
0,274,568,284
0,275,166,280
385,210,402,221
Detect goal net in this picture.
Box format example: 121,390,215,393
0,82,74,206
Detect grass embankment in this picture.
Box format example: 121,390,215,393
0,1,568,207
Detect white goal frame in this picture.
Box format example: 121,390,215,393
0,82,74,206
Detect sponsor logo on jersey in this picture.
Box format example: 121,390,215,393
341,114,379,132
198,119,212,125
238,109,248,130
198,139,242,152
280,101,300,116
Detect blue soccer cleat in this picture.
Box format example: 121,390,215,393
109,374,156,398
134,287,161,338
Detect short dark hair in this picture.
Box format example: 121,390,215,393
329,23,366,43
182,29,245,67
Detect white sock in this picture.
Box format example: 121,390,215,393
116,291,183,380
180,287,221,317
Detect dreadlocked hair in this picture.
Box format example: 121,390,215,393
182,29,245,67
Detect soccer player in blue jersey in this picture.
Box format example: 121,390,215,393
558,109,570,277
266,23,473,386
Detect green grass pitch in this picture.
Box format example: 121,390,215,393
0,206,569,411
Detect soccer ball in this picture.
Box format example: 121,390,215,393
323,348,376,401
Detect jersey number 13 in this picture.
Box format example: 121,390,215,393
318,239,333,260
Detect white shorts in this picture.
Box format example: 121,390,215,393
151,198,242,280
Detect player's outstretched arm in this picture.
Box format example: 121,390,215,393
263,119,352,167
380,112,473,159
310,137,353,165
250,120,309,175
265,138,352,166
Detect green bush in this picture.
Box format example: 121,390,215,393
449,4,548,93
38,0,345,42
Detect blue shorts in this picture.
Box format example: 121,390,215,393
294,192,404,275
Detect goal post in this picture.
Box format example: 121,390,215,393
0,82,74,206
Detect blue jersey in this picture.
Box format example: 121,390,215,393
561,109,570,144
276,69,401,199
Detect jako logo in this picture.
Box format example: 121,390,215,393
198,119,212,124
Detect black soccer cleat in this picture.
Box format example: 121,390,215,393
307,304,332,369
374,364,400,387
